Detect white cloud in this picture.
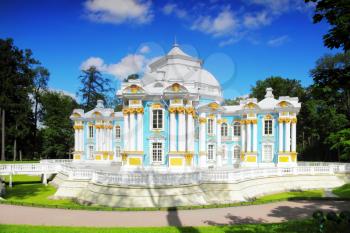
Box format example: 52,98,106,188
139,45,150,54
80,57,106,71
80,52,160,80
49,88,77,100
243,11,272,29
191,9,238,37
84,0,153,24
267,35,290,47
107,54,147,79
162,3,188,19
247,0,312,15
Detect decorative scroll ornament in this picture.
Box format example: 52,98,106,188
171,83,180,92
73,125,83,130
278,101,288,107
199,117,207,124
291,118,297,123
208,102,220,110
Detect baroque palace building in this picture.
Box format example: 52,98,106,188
70,44,301,168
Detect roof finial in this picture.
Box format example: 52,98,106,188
173,35,179,47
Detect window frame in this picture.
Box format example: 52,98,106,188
88,145,94,159
233,145,241,160
263,119,273,136
221,123,228,137
151,142,163,163
88,125,94,138
207,144,215,161
150,108,164,131
207,118,214,135
233,121,241,137
115,125,121,139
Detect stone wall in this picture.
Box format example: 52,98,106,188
52,173,348,208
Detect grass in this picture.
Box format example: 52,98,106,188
255,189,324,202
0,160,39,164
333,183,350,198
0,175,342,212
0,220,323,233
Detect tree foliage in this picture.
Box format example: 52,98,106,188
306,0,350,51
40,91,78,159
250,76,305,101
78,66,113,111
0,38,38,160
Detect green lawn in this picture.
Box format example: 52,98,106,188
0,160,39,164
255,189,324,202
0,220,321,233
333,184,350,198
1,175,79,208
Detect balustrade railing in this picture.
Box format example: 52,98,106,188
1,160,350,187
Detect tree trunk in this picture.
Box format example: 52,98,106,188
33,93,39,157
13,139,17,161
1,109,5,161
19,150,22,161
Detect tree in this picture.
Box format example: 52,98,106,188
78,66,113,111
306,0,350,51
0,38,38,160
310,52,350,118
250,76,305,101
32,66,49,156
40,91,78,159
326,129,350,161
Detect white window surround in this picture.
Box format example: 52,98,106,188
149,139,165,164
263,118,274,136
233,122,241,137
221,123,228,137
207,119,214,135
88,125,94,138
115,146,121,158
88,145,94,159
115,125,121,139
207,144,215,161
150,107,164,131
233,145,241,160
262,143,274,162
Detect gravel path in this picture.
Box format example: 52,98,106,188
0,201,349,227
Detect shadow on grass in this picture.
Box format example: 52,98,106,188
3,183,48,200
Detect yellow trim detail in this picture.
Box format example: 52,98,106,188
170,158,183,166
129,158,141,166
279,156,289,162
246,156,256,162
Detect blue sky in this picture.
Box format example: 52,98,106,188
0,0,337,99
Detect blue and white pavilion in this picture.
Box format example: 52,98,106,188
70,44,301,168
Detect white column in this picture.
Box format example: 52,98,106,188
247,122,251,152
123,113,129,151
291,119,297,152
216,114,222,167
199,113,206,167
96,128,100,151
253,120,257,152
129,112,135,151
285,120,291,152
241,121,246,152
279,120,283,152
137,112,143,151
178,111,186,152
74,129,78,151
170,111,177,152
108,128,112,151
187,111,194,152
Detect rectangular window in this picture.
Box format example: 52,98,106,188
115,126,121,139
233,122,241,136
263,144,273,162
152,109,163,130
264,120,273,135
207,119,214,135
115,146,120,157
233,146,241,159
207,144,214,160
89,126,94,138
152,142,162,162
89,145,94,159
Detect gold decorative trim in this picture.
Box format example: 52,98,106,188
73,125,83,130
199,117,206,124
208,102,220,110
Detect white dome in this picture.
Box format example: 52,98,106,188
189,69,220,87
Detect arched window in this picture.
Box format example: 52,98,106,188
207,119,214,135
233,122,241,136
115,125,121,139
221,123,228,137
233,146,240,159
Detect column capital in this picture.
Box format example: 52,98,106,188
199,117,206,124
